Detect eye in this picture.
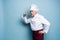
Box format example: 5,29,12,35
30,11,33,12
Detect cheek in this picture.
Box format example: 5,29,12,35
31,12,33,14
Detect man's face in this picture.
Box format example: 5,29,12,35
30,10,36,16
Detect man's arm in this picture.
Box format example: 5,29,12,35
41,16,50,33
22,14,30,24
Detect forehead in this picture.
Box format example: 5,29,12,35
30,10,34,12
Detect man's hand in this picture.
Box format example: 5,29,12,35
23,13,27,17
38,31,44,34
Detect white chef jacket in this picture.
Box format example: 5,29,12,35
22,13,50,33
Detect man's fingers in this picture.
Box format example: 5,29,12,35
23,14,27,17
39,31,44,34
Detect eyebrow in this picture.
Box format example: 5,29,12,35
30,11,32,12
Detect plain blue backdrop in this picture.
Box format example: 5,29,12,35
0,0,60,40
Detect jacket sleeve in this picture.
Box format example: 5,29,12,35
22,16,31,24
41,16,50,33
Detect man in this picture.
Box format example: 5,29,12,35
22,4,50,40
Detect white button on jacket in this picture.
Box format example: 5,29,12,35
22,13,50,33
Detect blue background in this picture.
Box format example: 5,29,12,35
0,0,60,40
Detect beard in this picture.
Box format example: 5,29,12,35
31,14,34,16
30,13,33,16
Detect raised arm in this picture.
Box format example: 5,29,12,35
22,14,31,24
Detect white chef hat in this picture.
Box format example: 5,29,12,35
30,4,38,12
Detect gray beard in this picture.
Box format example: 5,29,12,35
31,15,34,16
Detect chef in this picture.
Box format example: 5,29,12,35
22,4,50,40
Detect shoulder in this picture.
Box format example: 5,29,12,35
37,14,44,18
